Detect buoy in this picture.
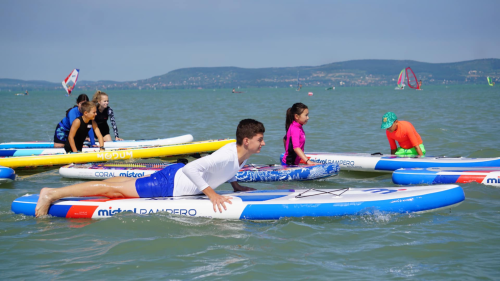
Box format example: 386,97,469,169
308,92,313,96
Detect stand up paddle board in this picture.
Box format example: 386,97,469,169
393,167,500,186
0,139,234,168
11,185,464,220
0,134,193,150
294,152,500,173
0,166,15,183
59,162,340,182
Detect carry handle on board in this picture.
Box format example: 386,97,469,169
371,152,383,155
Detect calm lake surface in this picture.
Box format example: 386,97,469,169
1,86,499,279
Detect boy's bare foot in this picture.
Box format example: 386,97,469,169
35,188,56,217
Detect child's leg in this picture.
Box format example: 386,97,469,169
36,177,139,217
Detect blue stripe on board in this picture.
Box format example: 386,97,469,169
0,143,54,149
239,186,465,220
233,194,289,201
246,189,295,193
392,170,438,185
0,149,48,157
47,205,73,218
0,150,17,157
433,175,462,184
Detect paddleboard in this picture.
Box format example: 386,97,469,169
0,139,234,168
0,134,193,150
0,166,15,183
59,162,340,181
11,185,465,220
393,167,500,186
294,152,500,173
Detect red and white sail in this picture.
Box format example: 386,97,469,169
405,67,419,89
62,69,80,95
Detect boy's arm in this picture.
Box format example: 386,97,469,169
68,119,81,152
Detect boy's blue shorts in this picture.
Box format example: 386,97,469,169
135,163,185,197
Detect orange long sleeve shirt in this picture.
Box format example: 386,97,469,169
385,120,423,150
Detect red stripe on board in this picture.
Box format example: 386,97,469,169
456,175,487,184
66,205,99,218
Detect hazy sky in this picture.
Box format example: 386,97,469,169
1,0,498,82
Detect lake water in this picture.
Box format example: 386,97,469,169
1,86,499,279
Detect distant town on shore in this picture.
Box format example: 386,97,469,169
1,59,498,91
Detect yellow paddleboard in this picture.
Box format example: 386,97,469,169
0,139,235,168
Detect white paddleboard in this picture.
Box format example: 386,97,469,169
12,185,465,220
301,152,500,173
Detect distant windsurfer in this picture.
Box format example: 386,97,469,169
67,85,74,96
25,90,29,96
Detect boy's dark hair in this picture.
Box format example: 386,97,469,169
236,119,265,145
80,101,96,114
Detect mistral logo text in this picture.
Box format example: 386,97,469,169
312,159,355,167
486,177,499,184
97,207,197,217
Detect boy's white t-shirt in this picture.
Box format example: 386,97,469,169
173,143,246,196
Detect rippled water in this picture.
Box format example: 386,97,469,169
1,86,499,279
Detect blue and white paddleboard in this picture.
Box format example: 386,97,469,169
0,166,15,183
0,134,193,151
393,167,500,186
11,185,465,220
59,162,340,182
298,152,500,173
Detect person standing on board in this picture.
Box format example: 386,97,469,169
35,119,265,217
381,112,425,156
91,90,124,142
417,80,422,90
64,101,105,153
53,94,96,148
282,102,314,165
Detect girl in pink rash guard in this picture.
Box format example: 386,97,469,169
282,102,313,165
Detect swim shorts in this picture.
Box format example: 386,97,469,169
53,123,70,144
395,144,426,156
135,163,185,197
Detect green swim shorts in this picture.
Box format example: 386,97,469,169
395,144,426,156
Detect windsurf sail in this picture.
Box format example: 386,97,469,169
62,69,80,95
405,67,419,89
487,76,495,86
397,69,406,89
296,71,302,91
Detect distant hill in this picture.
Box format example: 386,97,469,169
1,59,498,91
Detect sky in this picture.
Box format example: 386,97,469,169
1,0,499,82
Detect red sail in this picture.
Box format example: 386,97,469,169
405,67,418,89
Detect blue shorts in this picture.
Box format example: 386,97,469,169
135,163,185,198
53,123,70,144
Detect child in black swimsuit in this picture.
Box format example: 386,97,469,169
91,90,123,142
64,101,105,153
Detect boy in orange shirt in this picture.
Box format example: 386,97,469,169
381,112,426,156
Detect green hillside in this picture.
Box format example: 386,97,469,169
1,59,499,91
